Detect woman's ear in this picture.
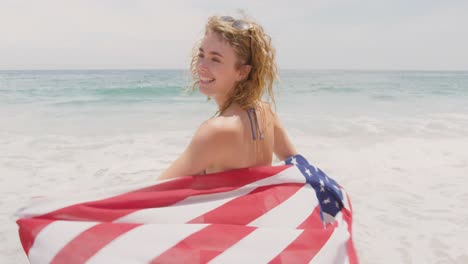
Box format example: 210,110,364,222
237,64,252,81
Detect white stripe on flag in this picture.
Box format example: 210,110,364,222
209,227,302,264
343,256,350,264
248,183,318,228
86,223,208,264
28,221,98,264
309,212,350,264
115,166,303,224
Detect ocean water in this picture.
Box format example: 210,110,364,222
1,69,467,137
1,70,468,263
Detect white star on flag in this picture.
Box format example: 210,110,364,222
291,157,298,165
305,168,312,176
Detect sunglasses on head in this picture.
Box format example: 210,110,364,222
219,16,253,30
219,16,254,65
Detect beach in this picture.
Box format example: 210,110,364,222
1,70,467,263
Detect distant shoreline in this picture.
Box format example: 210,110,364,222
1,68,467,73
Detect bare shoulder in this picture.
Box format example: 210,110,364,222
259,101,279,125
193,117,238,144
260,102,297,161
157,118,237,180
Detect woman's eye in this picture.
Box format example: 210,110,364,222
212,58,220,63
198,53,204,58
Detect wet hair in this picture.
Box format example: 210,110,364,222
188,15,279,117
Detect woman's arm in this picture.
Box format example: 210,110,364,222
273,113,298,161
157,120,234,181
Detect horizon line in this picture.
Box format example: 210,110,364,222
0,68,467,72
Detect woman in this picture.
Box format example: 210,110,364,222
158,15,297,180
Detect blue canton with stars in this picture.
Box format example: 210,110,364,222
285,154,345,223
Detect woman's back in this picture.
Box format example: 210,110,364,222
203,102,273,174
203,101,296,174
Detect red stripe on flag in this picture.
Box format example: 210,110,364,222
297,206,324,230
37,165,291,222
346,232,359,264
343,193,359,264
17,218,52,255
188,183,304,225
268,228,335,263
150,224,256,263
50,222,140,264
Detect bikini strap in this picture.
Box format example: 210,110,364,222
246,107,264,141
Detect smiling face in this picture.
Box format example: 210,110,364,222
189,16,278,116
197,31,249,106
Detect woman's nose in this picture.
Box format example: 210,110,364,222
197,59,208,72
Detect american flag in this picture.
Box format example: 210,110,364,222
16,154,358,263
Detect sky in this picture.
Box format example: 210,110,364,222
1,0,467,71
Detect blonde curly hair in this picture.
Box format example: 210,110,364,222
188,15,279,117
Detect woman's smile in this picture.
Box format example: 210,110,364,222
199,76,215,85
